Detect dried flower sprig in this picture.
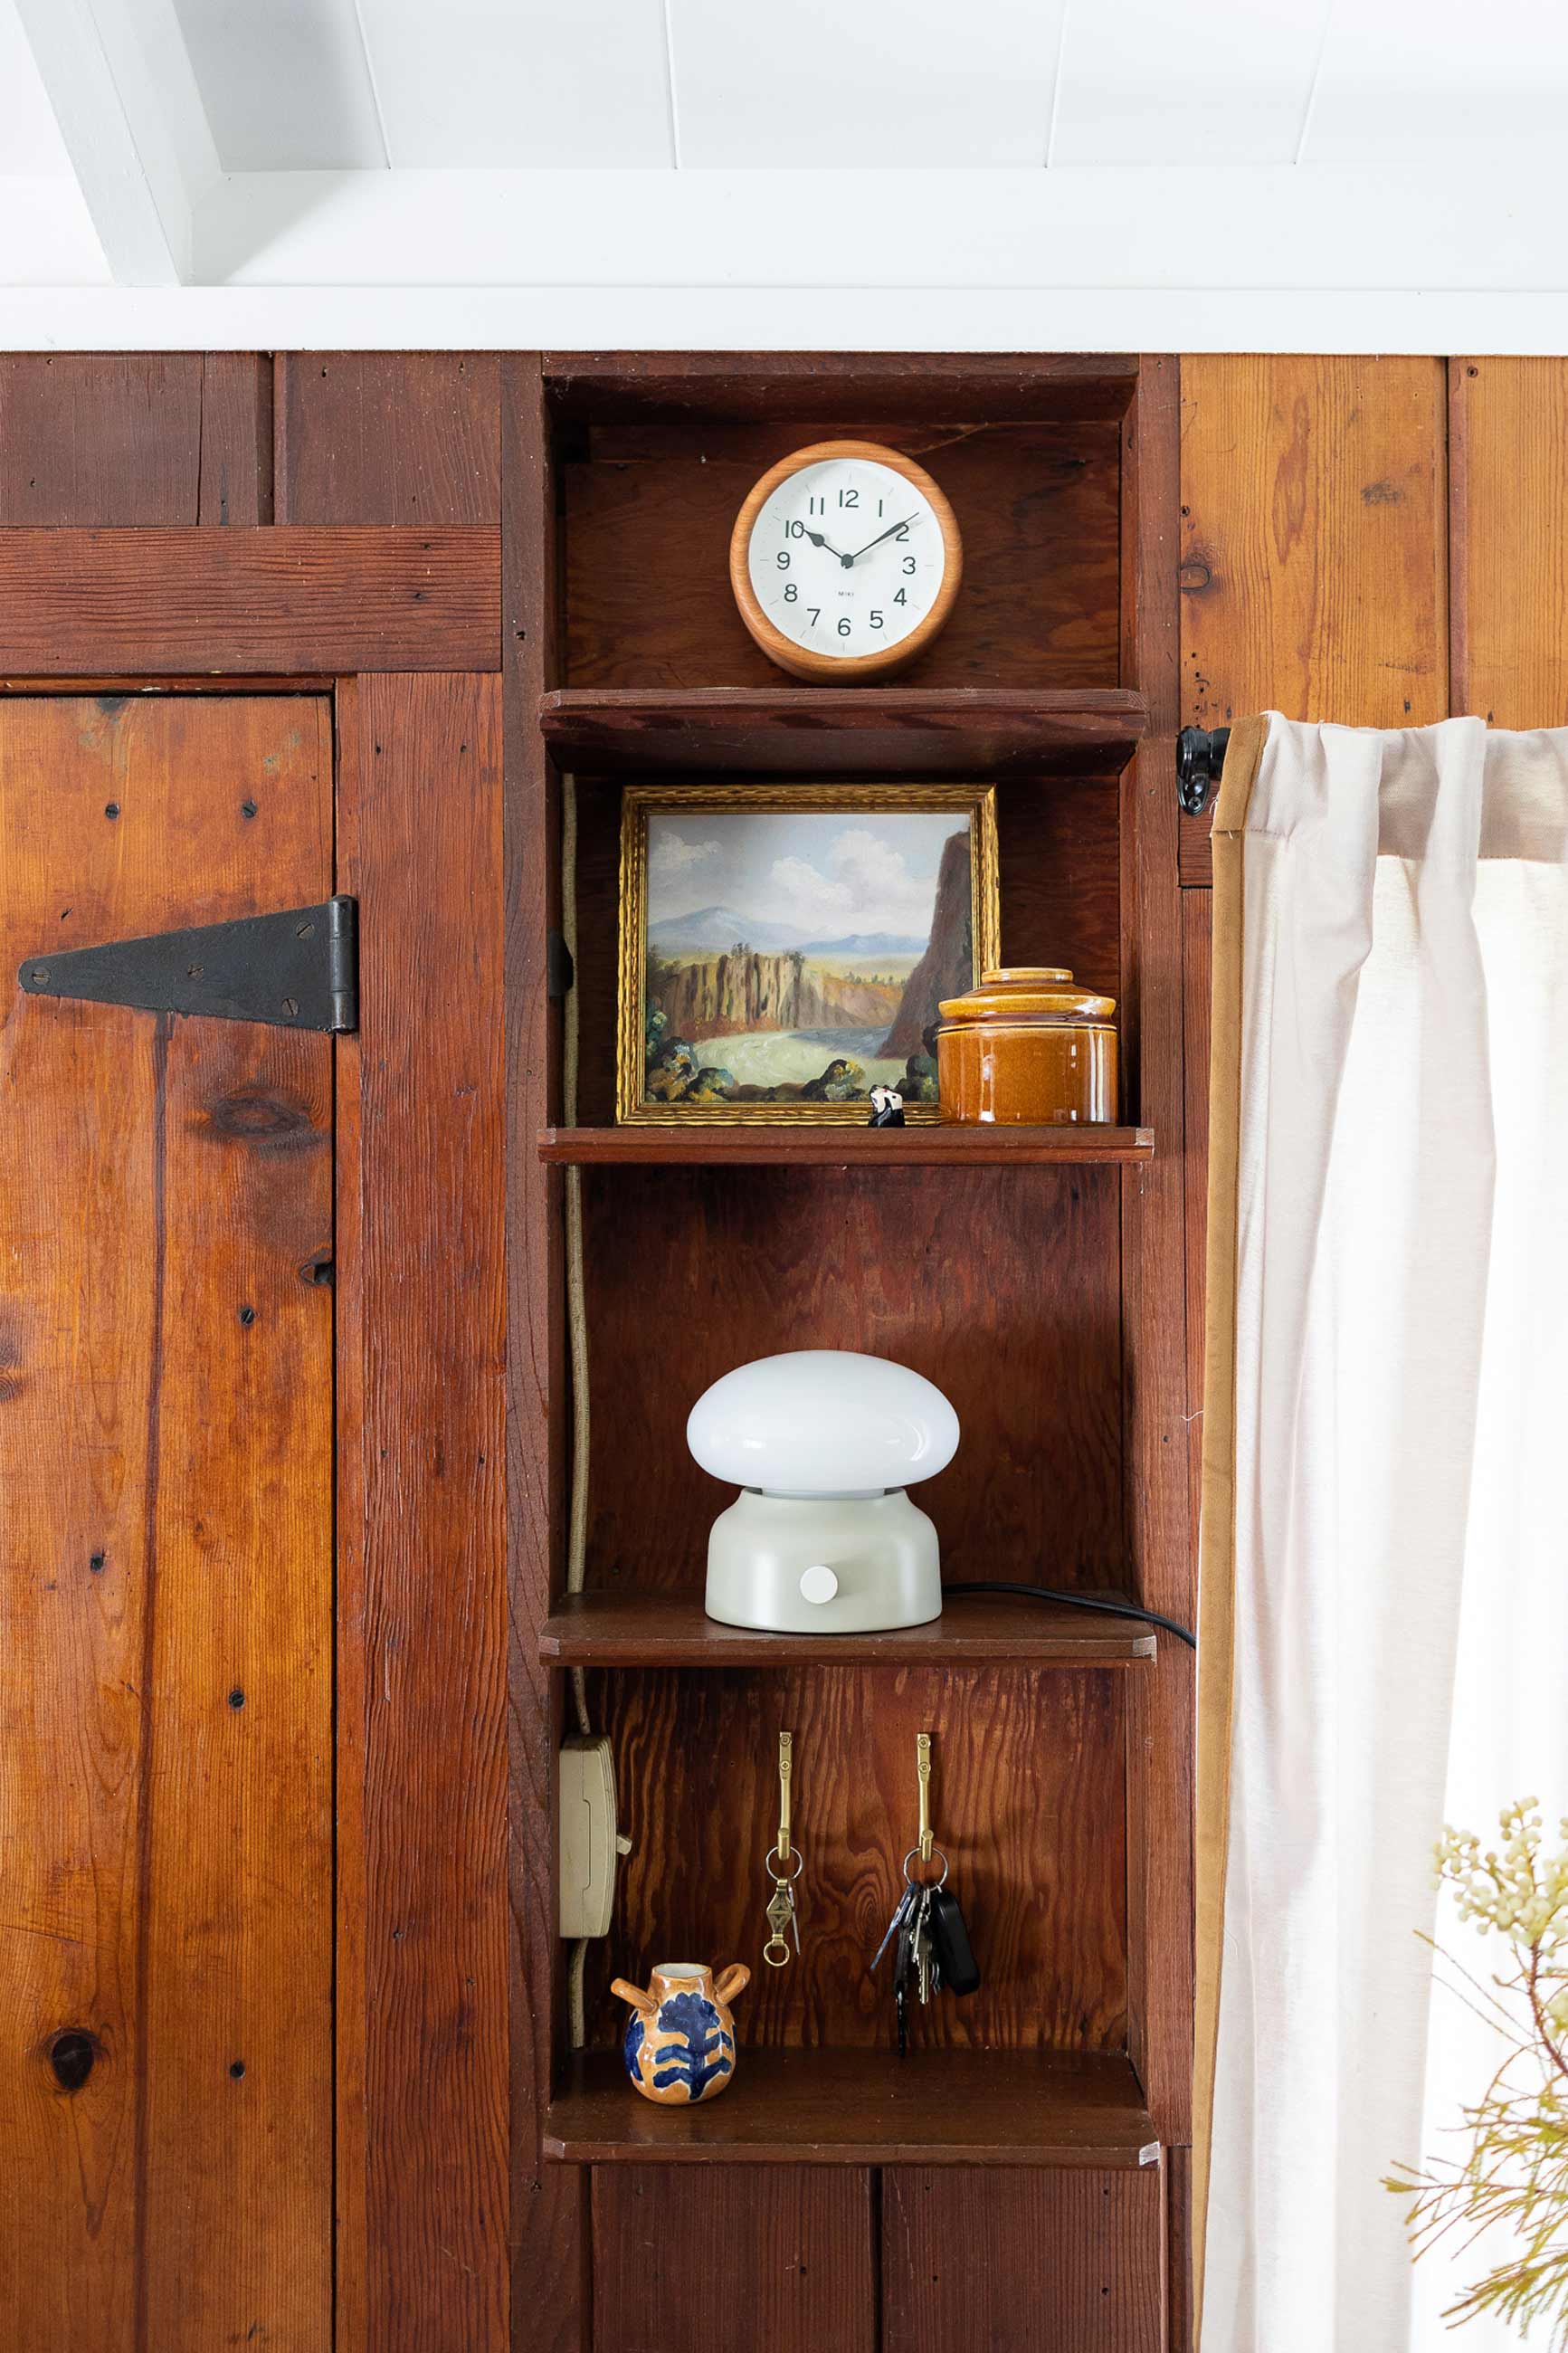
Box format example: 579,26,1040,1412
1386,1802,1568,2342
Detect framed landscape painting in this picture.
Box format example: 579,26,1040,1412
616,783,1000,1123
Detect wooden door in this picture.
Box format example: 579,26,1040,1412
0,693,336,2350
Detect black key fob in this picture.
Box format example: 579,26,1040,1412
927,1885,981,1996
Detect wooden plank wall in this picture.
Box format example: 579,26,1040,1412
8,348,1566,2353
0,357,515,2353
1174,369,1568,2317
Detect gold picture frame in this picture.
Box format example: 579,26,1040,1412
616,782,1000,1124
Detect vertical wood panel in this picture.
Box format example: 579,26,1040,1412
593,2167,876,2353
1449,357,1568,723
337,671,509,2353
502,355,586,2350
883,2167,1165,2353
277,354,501,525
1181,893,1212,1567
198,355,274,526
0,357,204,522
1119,356,1193,2147
1165,2144,1193,2353
1178,355,1449,884
0,695,334,2352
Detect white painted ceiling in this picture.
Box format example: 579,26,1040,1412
3,0,1568,348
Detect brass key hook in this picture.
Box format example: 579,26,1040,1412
917,1731,933,1864
777,1731,793,1867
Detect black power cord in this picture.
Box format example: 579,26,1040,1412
942,1580,1197,1652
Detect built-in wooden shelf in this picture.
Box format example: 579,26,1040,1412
538,1590,1155,1667
545,2048,1159,2169
538,1125,1154,1167
537,686,1147,780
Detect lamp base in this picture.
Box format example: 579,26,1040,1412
704,1488,943,1635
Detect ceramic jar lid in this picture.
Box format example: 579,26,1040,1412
937,967,1117,1025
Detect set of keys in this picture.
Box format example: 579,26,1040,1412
871,1853,981,2053
870,1734,980,2053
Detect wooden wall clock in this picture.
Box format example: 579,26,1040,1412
728,439,963,681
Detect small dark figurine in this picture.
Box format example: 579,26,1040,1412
868,1085,906,1128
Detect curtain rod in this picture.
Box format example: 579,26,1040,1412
1177,725,1231,817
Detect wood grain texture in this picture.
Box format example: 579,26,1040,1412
500,357,586,2353
539,1591,1156,1666
565,420,1122,691
1449,357,1568,723
1182,896,1212,1570
0,527,500,675
337,672,508,2352
0,694,333,2352
545,351,1138,424
198,356,274,526
539,684,1147,779
553,2051,1157,2167
277,354,501,526
584,1664,1127,2056
1178,355,1449,886
1166,2144,1194,2353
539,1126,1153,1167
592,2167,875,2353
1119,357,1195,2144
578,1166,1125,1597
883,2167,1165,2351
0,356,203,522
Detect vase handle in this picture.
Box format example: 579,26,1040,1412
713,1964,750,2005
612,1977,657,2018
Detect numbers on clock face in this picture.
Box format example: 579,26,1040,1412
746,458,943,658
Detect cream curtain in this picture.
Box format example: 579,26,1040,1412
1195,714,1568,2349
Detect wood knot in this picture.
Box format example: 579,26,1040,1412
201,1088,320,1154
47,2029,100,2092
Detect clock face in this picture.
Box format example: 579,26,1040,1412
745,454,948,663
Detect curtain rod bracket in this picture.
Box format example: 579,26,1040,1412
1176,725,1231,817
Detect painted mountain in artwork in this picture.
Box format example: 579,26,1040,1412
647,905,812,954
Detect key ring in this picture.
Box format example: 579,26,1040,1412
901,1843,948,1889
762,1843,804,1967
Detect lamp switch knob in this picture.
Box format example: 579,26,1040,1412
799,1564,839,1605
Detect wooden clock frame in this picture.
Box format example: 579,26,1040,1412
727,438,965,681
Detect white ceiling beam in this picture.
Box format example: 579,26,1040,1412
14,0,218,284
190,163,1568,302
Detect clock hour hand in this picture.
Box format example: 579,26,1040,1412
802,526,852,564
847,514,918,565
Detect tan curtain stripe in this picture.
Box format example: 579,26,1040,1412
1191,710,1269,2339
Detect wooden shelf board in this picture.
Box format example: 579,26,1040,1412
545,2047,1159,2169
538,1589,1155,1667
542,351,1140,424
537,687,1147,780
538,1124,1154,1167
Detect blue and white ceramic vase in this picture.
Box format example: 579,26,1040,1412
612,1961,749,2106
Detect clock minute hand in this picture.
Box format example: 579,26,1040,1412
847,514,918,565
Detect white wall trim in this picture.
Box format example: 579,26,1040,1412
2,283,1567,355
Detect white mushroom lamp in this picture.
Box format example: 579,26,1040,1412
688,1349,959,1634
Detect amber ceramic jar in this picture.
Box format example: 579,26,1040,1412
936,967,1118,1125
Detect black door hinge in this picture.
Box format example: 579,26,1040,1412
18,897,358,1033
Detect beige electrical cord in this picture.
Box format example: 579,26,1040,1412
563,772,594,2045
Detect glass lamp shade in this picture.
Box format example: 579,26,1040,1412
686,1349,960,1498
